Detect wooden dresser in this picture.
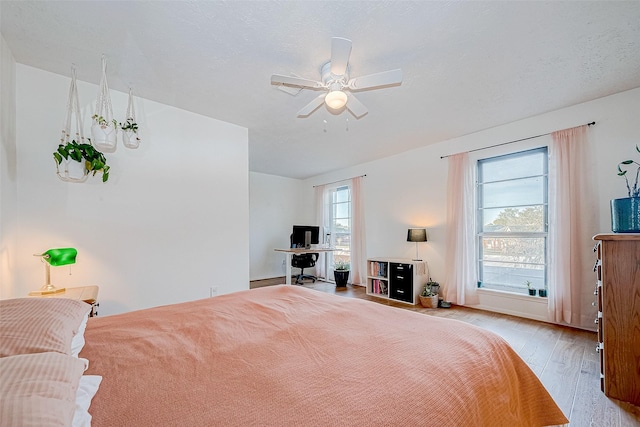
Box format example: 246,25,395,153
592,234,640,406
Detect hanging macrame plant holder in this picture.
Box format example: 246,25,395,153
55,66,88,183
91,55,117,152
121,88,141,149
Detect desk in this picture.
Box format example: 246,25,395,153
29,285,100,316
274,248,334,285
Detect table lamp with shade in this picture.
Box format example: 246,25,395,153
407,228,427,261
32,247,77,295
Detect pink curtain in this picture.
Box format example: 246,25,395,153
444,153,479,306
350,177,366,285
548,125,597,326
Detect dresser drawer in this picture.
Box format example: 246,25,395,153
390,263,413,303
390,280,413,302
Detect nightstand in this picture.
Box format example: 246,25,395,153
29,285,100,317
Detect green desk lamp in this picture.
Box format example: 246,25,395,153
33,248,77,295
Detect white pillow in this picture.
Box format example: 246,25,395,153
0,298,91,357
71,309,90,358
0,352,87,427
72,375,102,427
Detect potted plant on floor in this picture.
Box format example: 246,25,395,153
611,145,640,232
419,281,439,308
333,260,350,288
53,139,110,183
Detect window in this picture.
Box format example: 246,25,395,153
477,147,548,294
327,185,351,269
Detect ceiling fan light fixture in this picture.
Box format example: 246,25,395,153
325,90,348,110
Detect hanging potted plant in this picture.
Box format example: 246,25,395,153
333,260,350,288
53,139,110,183
54,139,87,182
120,88,141,149
91,114,118,150
91,55,117,152
120,117,140,148
55,65,109,183
611,145,640,232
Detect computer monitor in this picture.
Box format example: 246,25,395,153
291,225,320,249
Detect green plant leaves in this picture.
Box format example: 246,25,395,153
52,139,110,182
617,147,640,197
119,118,139,132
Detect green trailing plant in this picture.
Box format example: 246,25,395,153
421,281,440,297
120,117,139,133
92,114,117,128
617,145,640,197
334,260,350,271
53,140,110,182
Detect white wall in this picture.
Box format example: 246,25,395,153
0,35,17,300
13,65,250,315
301,87,640,329
249,172,306,280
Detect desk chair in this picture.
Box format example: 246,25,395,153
290,234,319,285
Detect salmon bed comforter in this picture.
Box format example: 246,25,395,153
81,285,568,426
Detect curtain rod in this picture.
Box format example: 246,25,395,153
440,121,596,159
313,174,367,188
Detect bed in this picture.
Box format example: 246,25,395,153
82,285,566,426
1,285,568,426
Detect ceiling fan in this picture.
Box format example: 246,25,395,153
271,37,402,119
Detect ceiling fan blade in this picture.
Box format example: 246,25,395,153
297,94,326,117
330,37,352,76
271,74,323,89
346,92,368,118
347,69,403,90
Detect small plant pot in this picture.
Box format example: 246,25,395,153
528,289,537,296
122,130,140,149
419,295,438,308
538,289,547,297
56,158,87,183
91,122,118,152
334,270,349,288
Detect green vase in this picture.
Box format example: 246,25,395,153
611,197,640,233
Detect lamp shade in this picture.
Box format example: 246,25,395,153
325,90,348,110
407,228,427,242
41,248,77,266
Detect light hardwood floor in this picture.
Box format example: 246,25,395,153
250,278,640,426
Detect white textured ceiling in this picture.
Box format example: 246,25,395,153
2,1,640,179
